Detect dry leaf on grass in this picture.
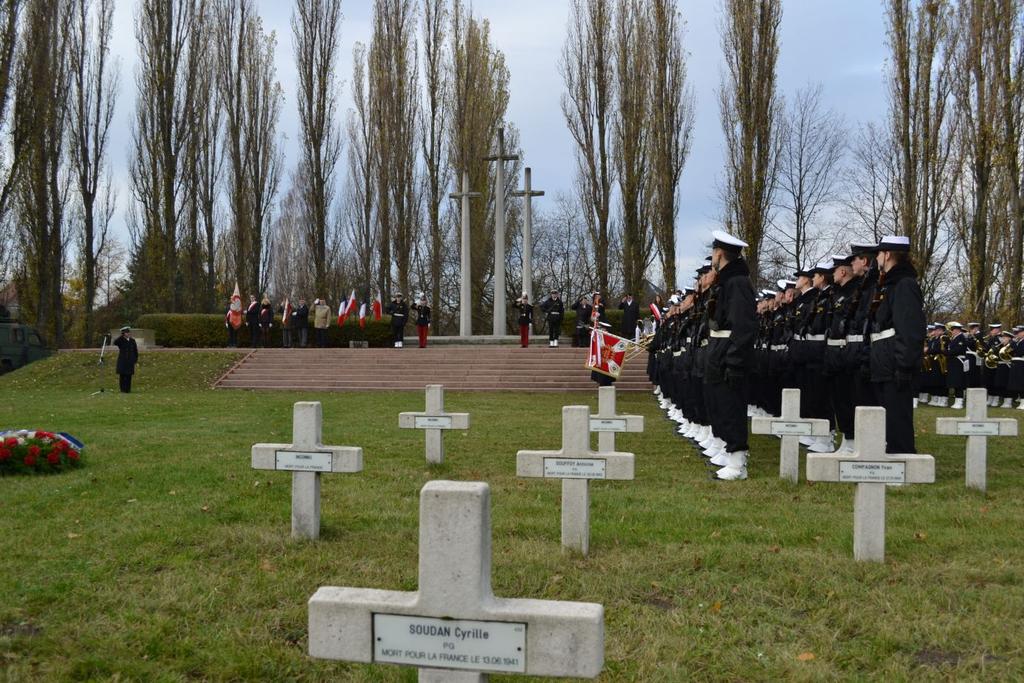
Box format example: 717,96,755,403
797,652,815,661
66,532,80,539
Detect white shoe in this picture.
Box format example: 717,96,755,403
840,437,856,453
654,387,662,396
1017,399,1024,410
697,426,711,442
554,340,558,347
677,424,690,435
799,436,814,447
952,398,964,410
989,395,999,407
684,423,700,438
928,396,940,407
746,405,755,417
919,393,930,403
714,451,748,480
1001,398,1013,409
709,450,729,466
807,436,833,453
698,434,715,449
937,396,949,408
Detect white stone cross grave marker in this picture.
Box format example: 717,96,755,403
589,386,644,453
308,480,604,681
751,388,831,483
399,384,471,464
806,406,934,562
251,402,363,540
935,388,1018,492
517,406,635,556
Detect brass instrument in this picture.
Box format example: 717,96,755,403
934,332,950,375
984,347,1000,369
999,343,1014,362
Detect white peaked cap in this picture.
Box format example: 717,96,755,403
711,230,748,250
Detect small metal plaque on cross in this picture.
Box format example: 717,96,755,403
399,385,470,464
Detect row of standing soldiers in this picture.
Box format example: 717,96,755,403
650,238,930,463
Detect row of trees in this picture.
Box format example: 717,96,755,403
717,0,1024,322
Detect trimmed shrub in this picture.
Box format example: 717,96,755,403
557,308,625,338
134,314,396,348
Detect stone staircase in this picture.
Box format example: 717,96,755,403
215,346,650,392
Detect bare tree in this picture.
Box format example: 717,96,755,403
648,0,693,291
216,0,283,298
192,8,222,311
841,122,898,244
561,0,614,295
69,0,117,344
718,0,782,286
14,0,73,345
421,0,449,312
345,41,376,294
293,0,342,296
128,0,202,313
369,0,419,300
0,1,25,233
885,0,959,298
769,83,845,271
995,0,1024,320
613,0,652,298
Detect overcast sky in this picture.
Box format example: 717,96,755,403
105,0,890,288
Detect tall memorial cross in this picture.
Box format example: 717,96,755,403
399,385,471,464
751,388,831,483
806,406,934,562
511,167,545,303
935,388,1018,492
449,171,482,337
484,128,520,336
589,386,644,453
517,406,635,556
251,402,363,540
308,481,604,681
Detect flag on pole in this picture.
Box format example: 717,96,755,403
228,283,243,329
649,302,662,322
282,298,293,326
337,290,357,325
586,328,629,378
358,303,367,328
372,291,383,321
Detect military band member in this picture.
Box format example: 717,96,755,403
868,235,926,454
705,231,757,481
966,322,983,388
995,329,1014,408
944,322,968,409
982,323,1003,405
411,294,431,348
925,323,949,407
514,293,534,348
386,293,409,348
540,290,565,347
1009,326,1024,410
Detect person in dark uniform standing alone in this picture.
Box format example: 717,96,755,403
411,294,432,348
572,295,592,347
619,293,640,340
540,289,564,347
868,235,926,454
294,298,310,347
386,293,409,348
705,231,757,481
514,293,534,347
114,326,139,393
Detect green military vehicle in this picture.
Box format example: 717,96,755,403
0,306,51,374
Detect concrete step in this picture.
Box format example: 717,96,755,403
215,346,650,392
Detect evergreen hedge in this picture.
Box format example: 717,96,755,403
134,314,395,348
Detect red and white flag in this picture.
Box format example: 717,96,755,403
358,303,367,328
649,302,662,322
282,298,293,326
372,291,383,321
228,283,243,329
586,328,629,379
337,290,357,325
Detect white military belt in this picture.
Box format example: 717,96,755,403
804,334,826,342
827,338,847,347
770,344,788,351
1012,357,1024,362
966,350,979,356
709,329,732,338
846,334,864,343
871,328,896,342
673,350,682,357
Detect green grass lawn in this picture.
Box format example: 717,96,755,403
1,352,1023,681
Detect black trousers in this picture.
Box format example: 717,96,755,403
316,328,327,347
250,326,261,348
227,326,237,347
119,374,132,393
708,380,749,452
879,380,915,454
830,374,855,438
548,319,561,341
853,371,878,409
392,325,404,344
